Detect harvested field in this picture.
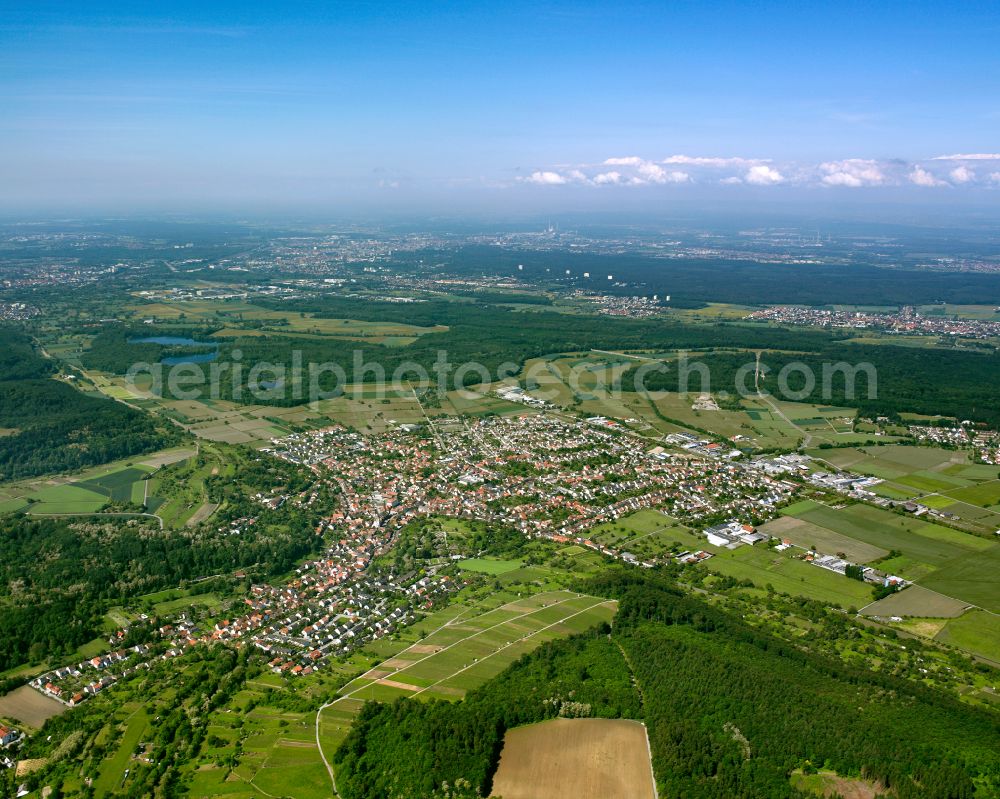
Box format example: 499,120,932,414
489,718,655,799
375,678,421,692
407,644,442,654
185,501,219,527
0,686,67,727
763,515,888,563
861,585,969,618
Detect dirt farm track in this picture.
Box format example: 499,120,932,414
489,717,657,799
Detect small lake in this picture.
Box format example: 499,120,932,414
129,336,220,364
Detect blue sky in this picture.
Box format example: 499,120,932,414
3,0,1000,214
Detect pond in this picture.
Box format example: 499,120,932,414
129,336,220,364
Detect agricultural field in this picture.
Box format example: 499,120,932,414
503,353,859,450
489,718,656,799
317,590,618,771
96,365,473,439
0,448,193,518
934,610,1000,664
807,444,1000,535
783,500,993,572
457,557,523,575
642,390,873,450
704,543,875,608
580,508,907,610
441,389,530,419
93,706,150,795
187,692,339,799
861,585,970,618
0,685,67,728
919,545,1000,613
777,497,1000,622
760,515,888,563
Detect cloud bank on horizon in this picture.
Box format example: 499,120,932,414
522,154,1000,190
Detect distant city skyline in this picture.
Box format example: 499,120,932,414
3,0,1000,214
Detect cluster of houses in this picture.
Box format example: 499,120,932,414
263,414,801,585
30,645,151,707
242,569,451,673
0,724,22,772
584,293,665,318
0,725,19,748
909,424,1000,466
746,305,1000,340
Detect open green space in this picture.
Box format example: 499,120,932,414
935,609,1000,663
786,502,991,572
919,545,1000,612
704,544,874,608
27,483,108,514
943,480,1000,508
457,557,523,575
93,708,150,795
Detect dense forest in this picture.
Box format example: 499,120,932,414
396,245,1000,306
588,570,1000,798
0,326,180,479
333,569,1000,799
82,296,1000,426
621,344,1000,427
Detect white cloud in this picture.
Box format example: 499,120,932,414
949,166,975,183
661,155,761,167
932,153,1000,161
745,165,785,185
520,153,1000,190
909,166,948,187
593,171,622,185
636,161,689,184
597,157,690,185
819,158,885,187
524,170,568,185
